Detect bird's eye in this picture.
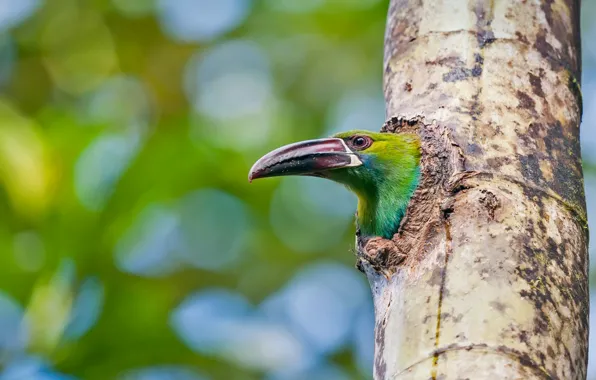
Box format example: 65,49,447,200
350,135,372,150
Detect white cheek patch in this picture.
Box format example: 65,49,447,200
348,155,363,167
339,139,363,167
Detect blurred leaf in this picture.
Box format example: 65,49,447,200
0,99,54,219
24,260,75,354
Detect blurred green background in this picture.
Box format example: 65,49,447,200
0,0,595,379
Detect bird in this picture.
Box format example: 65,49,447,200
248,130,421,240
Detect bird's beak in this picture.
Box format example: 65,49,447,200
248,138,363,182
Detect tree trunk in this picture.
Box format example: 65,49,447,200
358,0,588,379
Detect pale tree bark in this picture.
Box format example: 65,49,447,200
356,0,588,379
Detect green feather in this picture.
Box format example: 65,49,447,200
326,130,421,239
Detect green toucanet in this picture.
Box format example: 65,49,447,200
248,131,421,239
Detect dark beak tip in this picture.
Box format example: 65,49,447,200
248,167,262,183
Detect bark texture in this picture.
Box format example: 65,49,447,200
358,0,588,379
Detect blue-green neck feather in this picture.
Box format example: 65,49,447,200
325,132,421,239
350,156,420,239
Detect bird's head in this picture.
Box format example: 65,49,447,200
248,130,421,238
248,130,419,194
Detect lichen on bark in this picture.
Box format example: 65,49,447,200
357,0,588,379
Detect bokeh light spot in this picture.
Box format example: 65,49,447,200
0,356,77,380
82,75,153,133
171,289,252,352
63,277,104,341
326,91,385,136
74,133,139,211
177,189,249,271
589,292,596,378
115,205,184,277
353,301,375,376
188,40,271,117
116,190,249,276
580,80,596,162
266,364,351,380
185,40,275,150
301,175,356,217
260,262,369,355
0,100,54,219
0,0,42,31
119,366,209,380
0,291,28,352
584,174,596,262
24,260,75,354
157,0,250,42
171,289,311,372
